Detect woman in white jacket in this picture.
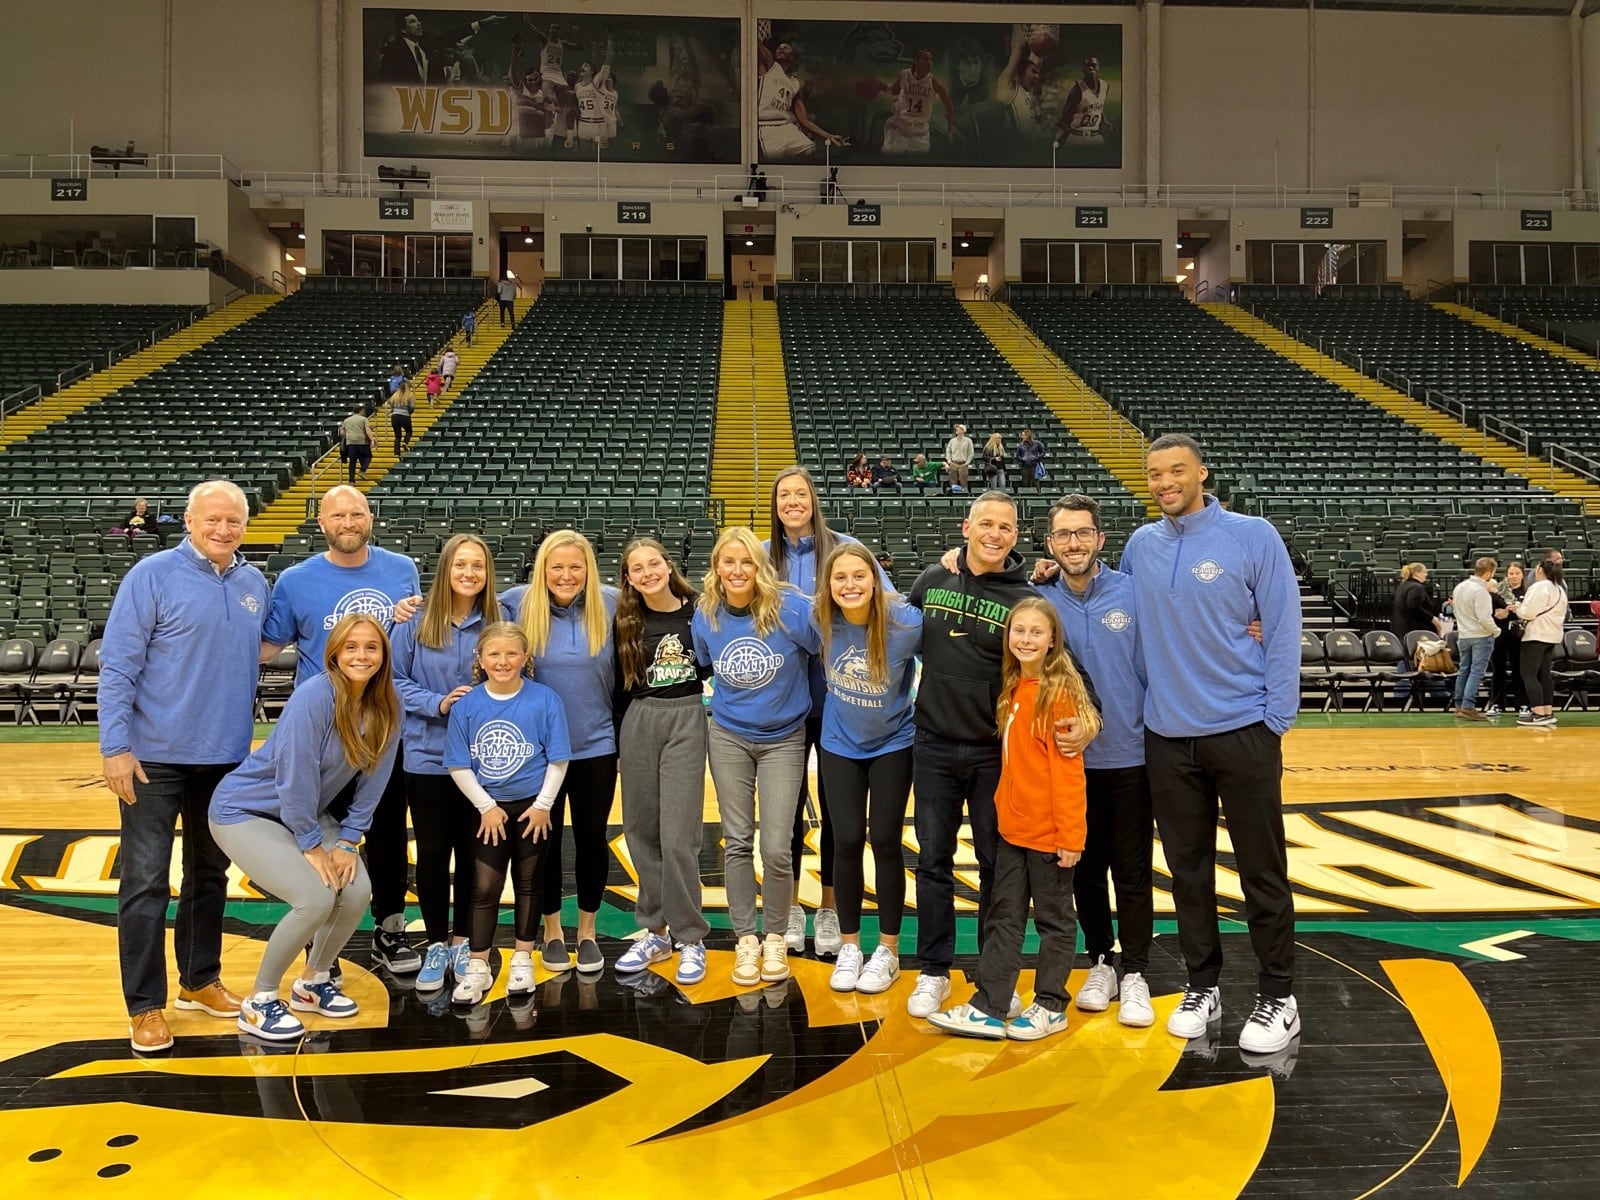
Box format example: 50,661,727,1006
1515,557,1568,727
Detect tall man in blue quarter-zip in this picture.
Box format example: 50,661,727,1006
1120,434,1302,1059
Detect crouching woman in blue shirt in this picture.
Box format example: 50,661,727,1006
209,614,401,1042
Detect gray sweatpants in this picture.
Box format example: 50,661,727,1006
619,694,710,945
707,721,806,940
210,813,373,995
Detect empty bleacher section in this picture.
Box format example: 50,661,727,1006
0,290,465,514
1475,289,1600,358
2,304,197,400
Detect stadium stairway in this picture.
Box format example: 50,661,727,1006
0,294,280,450
713,300,795,534
1206,303,1600,513
963,300,1154,513
245,297,523,545
1433,302,1600,374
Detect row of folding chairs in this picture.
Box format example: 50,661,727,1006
0,638,100,725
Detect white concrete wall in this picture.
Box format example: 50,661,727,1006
0,269,212,306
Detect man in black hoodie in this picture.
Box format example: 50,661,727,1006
903,491,1095,1018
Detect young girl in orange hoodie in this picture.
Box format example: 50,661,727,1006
928,596,1099,1042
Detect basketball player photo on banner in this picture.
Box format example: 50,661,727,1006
363,8,740,163
754,17,1122,168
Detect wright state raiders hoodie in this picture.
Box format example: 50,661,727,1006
907,548,1098,744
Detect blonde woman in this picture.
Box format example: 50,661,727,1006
691,527,821,987
982,432,1008,491
503,530,620,974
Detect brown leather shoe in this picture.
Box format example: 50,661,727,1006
130,1009,174,1053
175,980,244,1018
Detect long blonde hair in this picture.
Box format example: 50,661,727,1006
813,543,894,685
323,614,401,772
1399,562,1427,582
418,534,499,650
997,598,1100,742
523,530,608,657
699,526,787,635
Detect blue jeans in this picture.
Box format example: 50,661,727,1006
912,729,1001,976
116,761,236,1015
1453,636,1494,709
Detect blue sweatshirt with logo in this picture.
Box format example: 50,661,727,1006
209,672,400,851
98,540,270,764
817,601,923,758
766,532,890,717
692,589,821,742
444,680,572,803
1037,566,1146,769
389,602,510,774
501,584,620,759
263,547,420,688
1119,496,1302,738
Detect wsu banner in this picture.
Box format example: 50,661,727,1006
363,9,741,163
754,18,1122,168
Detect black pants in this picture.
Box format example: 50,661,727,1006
912,729,1002,976
1146,723,1295,998
1074,765,1154,974
539,753,619,918
471,798,545,950
973,838,1077,1018
1520,640,1558,709
1489,632,1527,709
407,771,478,943
363,761,410,923
498,297,514,324
790,717,834,893
818,745,913,937
344,442,371,483
391,413,412,451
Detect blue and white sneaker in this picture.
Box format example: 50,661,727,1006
238,995,305,1042
416,942,450,992
290,978,360,1018
450,941,473,982
1007,1003,1069,1042
615,931,673,974
676,941,707,985
927,1002,1008,1040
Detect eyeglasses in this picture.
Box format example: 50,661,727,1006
1048,528,1100,545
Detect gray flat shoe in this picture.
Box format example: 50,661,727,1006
539,939,571,974
575,939,604,973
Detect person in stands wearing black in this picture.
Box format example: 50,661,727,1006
1487,560,1527,717
1390,562,1441,700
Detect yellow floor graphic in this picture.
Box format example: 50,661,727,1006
712,300,795,535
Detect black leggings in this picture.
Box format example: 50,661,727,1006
407,771,478,944
818,746,913,937
790,717,834,893
1520,641,1557,709
470,798,546,951
1489,632,1526,709
539,754,619,918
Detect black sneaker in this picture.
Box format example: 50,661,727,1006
373,927,422,973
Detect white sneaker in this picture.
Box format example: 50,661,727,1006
1007,1002,1068,1042
906,973,952,1018
1008,991,1023,1020
506,950,534,995
813,907,842,957
1076,955,1118,1012
761,932,791,983
451,958,493,1005
856,946,901,994
1237,993,1300,1054
1118,972,1155,1028
830,944,864,992
1166,985,1222,1039
784,905,806,953
732,935,762,987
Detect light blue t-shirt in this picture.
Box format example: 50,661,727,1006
444,680,573,803
263,547,421,688
817,601,922,758
691,589,821,742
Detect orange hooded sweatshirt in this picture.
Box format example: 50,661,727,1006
996,677,1088,854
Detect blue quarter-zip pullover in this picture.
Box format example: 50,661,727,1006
692,589,821,741
501,584,620,758
390,602,510,773
1037,565,1146,768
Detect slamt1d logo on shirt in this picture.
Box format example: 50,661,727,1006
714,637,785,689
1190,561,1225,584
826,645,888,708
321,588,400,630
471,720,539,783
1100,608,1133,633
240,594,262,615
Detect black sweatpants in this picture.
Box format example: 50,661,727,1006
330,757,410,925
1074,765,1154,974
1145,723,1295,998
790,717,834,892
1520,640,1558,709
818,745,913,937
471,797,546,950
539,754,619,918
972,837,1077,1018
407,770,478,944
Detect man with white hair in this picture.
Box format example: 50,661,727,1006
100,480,269,1052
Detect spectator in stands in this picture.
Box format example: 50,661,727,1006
982,432,1009,491
122,496,157,543
847,453,873,490
390,381,416,453
501,531,620,976
1391,562,1442,700
260,485,425,979
1121,433,1302,1058
1449,557,1498,721
339,404,374,484
497,275,518,325
460,306,477,347
1015,429,1045,489
1488,561,1527,716
100,479,267,1052
425,366,444,405
388,366,406,396
944,423,974,491
910,453,940,496
1516,557,1568,728
870,454,902,494
439,348,459,392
